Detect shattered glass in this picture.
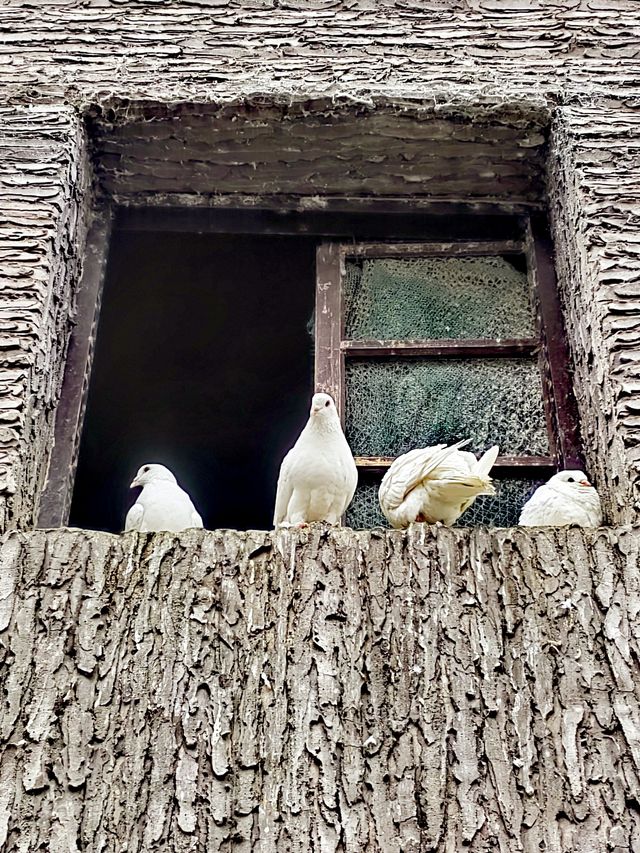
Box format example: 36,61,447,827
344,256,534,341
345,357,550,458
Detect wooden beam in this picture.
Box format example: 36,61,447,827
113,202,529,241
315,243,345,418
113,193,543,219
37,210,113,528
354,455,555,474
342,240,524,258
342,338,538,358
527,215,583,469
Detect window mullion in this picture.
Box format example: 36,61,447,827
314,242,345,419
342,338,538,358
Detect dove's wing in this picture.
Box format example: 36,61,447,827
273,450,295,526
518,485,559,525
379,440,470,512
584,497,603,527
125,502,144,532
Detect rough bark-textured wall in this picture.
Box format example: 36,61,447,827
1,0,639,105
0,106,91,531
89,103,549,203
0,1,638,526
1,525,640,852
548,106,640,525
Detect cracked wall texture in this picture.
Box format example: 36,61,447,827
0,1,638,526
1,526,640,852
0,6,640,849
0,104,91,530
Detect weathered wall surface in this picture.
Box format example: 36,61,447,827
0,105,91,531
549,106,640,525
1,525,640,852
1,0,639,106
0,6,639,853
0,1,638,528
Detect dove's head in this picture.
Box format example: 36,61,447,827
548,470,595,494
310,392,338,420
130,463,177,489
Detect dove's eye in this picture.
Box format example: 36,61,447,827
567,476,575,483
325,400,330,407
143,466,150,473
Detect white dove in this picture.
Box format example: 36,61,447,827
518,470,602,527
273,392,358,526
124,464,204,533
378,440,500,528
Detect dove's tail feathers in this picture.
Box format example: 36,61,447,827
437,474,497,501
476,445,500,479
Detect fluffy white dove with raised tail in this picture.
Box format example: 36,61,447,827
124,464,204,533
378,440,500,528
274,392,358,526
518,470,602,527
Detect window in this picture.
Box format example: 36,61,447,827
314,216,581,528
38,207,580,531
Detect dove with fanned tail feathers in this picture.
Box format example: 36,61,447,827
124,464,203,533
378,440,499,528
273,393,358,526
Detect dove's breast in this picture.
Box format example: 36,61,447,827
137,483,201,533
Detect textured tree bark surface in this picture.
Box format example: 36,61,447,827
1,525,640,852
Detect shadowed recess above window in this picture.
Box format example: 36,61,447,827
69,232,316,533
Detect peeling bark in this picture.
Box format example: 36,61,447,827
1,526,640,851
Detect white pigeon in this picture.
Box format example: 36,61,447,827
273,392,358,526
124,463,204,533
518,470,602,527
378,440,500,528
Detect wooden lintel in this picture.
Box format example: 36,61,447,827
342,240,524,259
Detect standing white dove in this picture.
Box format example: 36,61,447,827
518,470,602,527
273,392,358,527
124,463,204,533
378,440,499,528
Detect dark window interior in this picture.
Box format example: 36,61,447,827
70,232,316,532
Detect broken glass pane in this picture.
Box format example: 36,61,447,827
344,255,534,340
345,357,549,457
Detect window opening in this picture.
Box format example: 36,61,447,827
39,207,577,532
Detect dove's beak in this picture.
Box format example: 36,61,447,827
579,479,591,487
130,477,141,489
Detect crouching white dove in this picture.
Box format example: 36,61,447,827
518,470,602,527
124,463,204,533
378,440,499,528
274,392,358,526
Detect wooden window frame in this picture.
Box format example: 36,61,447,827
314,215,582,480
38,202,579,528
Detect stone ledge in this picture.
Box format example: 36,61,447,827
0,524,638,850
